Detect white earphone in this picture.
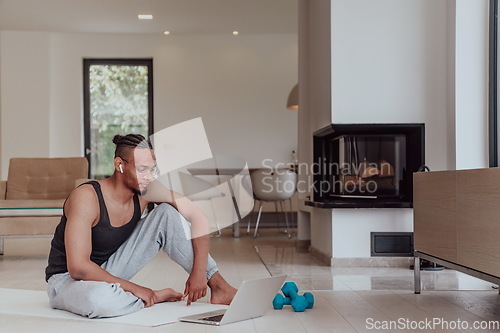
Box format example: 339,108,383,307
119,164,124,173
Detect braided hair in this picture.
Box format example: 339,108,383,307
112,134,153,159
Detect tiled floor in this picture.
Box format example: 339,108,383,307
1,228,499,332
255,245,496,292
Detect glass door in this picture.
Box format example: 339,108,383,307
83,59,153,179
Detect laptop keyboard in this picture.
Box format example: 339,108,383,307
200,314,224,322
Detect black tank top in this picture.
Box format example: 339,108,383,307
45,181,141,282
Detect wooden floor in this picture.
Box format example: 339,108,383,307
0,228,499,332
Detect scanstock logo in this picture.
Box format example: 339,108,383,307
137,117,253,239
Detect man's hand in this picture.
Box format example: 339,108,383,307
132,285,157,307
184,271,208,306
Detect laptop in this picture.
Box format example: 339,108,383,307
179,275,287,326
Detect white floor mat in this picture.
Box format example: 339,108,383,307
0,288,228,327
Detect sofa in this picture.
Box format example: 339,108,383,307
0,157,88,254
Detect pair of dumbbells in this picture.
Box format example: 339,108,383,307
273,282,314,312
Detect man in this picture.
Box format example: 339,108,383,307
45,134,237,318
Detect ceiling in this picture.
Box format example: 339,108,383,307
0,0,298,35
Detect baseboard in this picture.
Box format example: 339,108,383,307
296,240,311,253
309,246,332,266
309,246,413,267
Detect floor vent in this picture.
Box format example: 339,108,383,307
371,232,413,257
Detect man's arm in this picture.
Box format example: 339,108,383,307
176,196,210,305
64,186,158,307
142,181,211,305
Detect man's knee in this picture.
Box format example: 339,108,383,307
53,281,142,319
152,203,185,228
153,203,179,218
83,282,142,318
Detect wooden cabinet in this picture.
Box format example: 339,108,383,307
414,168,500,278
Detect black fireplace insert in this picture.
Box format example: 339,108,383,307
306,123,425,208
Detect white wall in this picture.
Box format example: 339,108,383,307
0,33,2,177
325,0,449,259
454,0,489,169
311,208,333,257
0,31,52,178
331,0,449,171
328,0,488,171
298,0,333,247
300,0,489,260
446,0,457,169
330,0,445,259
332,209,413,258
296,0,311,243
1,31,298,179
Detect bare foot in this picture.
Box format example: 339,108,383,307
208,272,238,305
154,288,184,303
210,286,237,305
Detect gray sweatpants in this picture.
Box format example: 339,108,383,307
46,203,219,318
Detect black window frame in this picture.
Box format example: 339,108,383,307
490,0,498,167
83,58,154,177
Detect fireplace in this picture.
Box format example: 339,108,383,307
307,123,424,208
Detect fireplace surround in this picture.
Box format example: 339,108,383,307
306,123,425,208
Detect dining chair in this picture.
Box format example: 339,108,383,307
247,168,297,238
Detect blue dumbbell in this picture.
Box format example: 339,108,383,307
303,292,314,309
281,282,309,312
272,294,291,310
273,292,315,310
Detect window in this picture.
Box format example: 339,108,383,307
83,59,154,178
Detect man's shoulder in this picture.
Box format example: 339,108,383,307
71,182,97,197
65,183,99,211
